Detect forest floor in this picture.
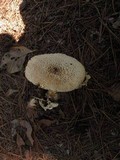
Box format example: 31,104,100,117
0,0,120,160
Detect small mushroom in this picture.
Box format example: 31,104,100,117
25,53,90,102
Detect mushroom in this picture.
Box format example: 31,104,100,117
25,53,90,102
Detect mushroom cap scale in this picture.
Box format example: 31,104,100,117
25,53,86,92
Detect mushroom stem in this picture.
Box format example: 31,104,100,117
46,90,58,101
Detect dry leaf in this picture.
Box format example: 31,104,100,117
6,88,18,97
13,46,33,54
16,133,25,147
26,108,38,120
11,119,34,146
39,119,57,127
19,120,34,146
0,46,34,73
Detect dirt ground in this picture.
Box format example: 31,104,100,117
0,0,120,160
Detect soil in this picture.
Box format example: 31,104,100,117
0,0,120,160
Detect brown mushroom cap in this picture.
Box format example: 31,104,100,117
25,53,86,92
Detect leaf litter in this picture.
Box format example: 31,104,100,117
0,46,35,73
0,1,119,159
11,119,34,146
11,99,58,151
16,133,25,148
30,97,59,111
26,98,58,126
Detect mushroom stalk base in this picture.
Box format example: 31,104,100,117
46,90,58,101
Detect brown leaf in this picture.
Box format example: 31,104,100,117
11,119,34,146
19,120,34,146
39,119,57,127
26,108,38,120
12,46,34,54
0,46,34,73
16,133,25,147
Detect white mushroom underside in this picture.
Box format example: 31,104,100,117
25,53,86,92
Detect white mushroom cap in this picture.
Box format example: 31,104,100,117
25,53,86,92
